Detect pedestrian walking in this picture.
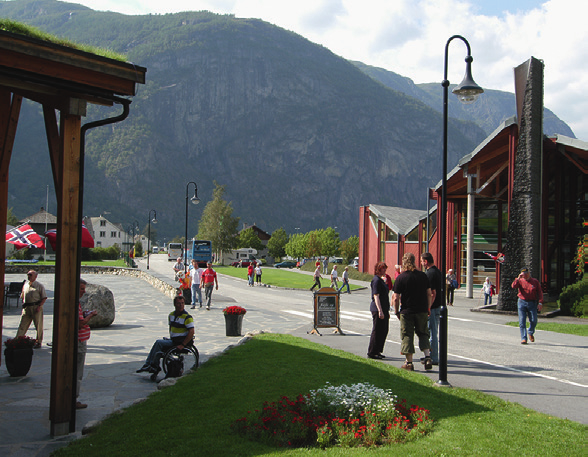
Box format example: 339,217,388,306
201,262,219,310
338,266,351,294
511,268,543,344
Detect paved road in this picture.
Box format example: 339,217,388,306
1,256,586,456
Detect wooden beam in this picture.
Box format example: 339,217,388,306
50,113,82,436
43,105,61,197
0,89,22,364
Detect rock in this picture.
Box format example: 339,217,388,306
80,284,115,328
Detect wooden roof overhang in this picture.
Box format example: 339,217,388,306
0,30,146,437
0,29,144,109
438,117,518,202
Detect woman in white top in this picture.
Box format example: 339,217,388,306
482,277,493,305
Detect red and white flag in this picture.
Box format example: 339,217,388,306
44,223,95,250
6,224,45,250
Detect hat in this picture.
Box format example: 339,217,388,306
520,268,529,273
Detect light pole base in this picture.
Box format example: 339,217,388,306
435,380,452,388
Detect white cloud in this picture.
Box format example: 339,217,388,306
65,0,588,138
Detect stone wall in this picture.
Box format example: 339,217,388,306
5,264,178,299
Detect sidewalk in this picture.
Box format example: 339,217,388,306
0,269,245,457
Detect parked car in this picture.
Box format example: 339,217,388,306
275,261,296,268
349,257,359,268
231,260,253,267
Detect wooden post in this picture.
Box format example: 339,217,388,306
0,89,22,364
49,113,82,436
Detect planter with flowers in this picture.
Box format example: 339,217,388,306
223,306,247,336
3,336,35,377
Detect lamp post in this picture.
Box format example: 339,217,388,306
185,182,200,272
438,35,483,387
147,210,157,270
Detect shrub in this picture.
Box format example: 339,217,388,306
558,276,588,317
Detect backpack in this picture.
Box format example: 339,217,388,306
165,354,184,378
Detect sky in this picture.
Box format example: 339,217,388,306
65,0,586,139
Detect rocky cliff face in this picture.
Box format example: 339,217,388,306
0,2,559,241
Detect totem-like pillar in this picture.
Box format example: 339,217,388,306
497,57,544,311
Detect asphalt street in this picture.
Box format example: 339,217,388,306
0,255,586,456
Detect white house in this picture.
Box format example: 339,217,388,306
84,216,127,249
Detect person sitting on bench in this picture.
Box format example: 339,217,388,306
137,295,194,374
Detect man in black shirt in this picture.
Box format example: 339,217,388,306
421,252,442,365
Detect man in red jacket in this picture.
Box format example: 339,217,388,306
511,268,543,344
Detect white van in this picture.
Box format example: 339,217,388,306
167,243,183,261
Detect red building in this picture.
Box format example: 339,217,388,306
359,116,587,297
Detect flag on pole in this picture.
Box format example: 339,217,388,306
44,223,95,250
6,224,46,250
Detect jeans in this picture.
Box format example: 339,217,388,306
518,299,538,341
484,293,492,305
204,284,214,308
338,280,350,294
428,307,441,362
145,338,174,370
191,283,202,306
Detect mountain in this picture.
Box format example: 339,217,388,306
0,1,573,242
352,61,575,138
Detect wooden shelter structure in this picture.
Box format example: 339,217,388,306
0,30,145,436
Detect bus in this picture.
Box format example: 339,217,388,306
191,240,213,267
167,242,183,261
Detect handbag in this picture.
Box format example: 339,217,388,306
450,279,458,289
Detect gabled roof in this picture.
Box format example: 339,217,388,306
369,204,427,235
20,208,57,224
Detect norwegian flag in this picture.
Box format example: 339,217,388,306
6,224,46,250
44,223,95,250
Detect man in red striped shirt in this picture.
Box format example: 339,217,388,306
77,279,97,409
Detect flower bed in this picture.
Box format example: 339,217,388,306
231,382,433,448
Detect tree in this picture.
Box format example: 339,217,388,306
320,227,340,257
7,207,19,226
237,227,264,251
267,228,288,259
285,233,306,259
197,181,239,258
305,230,322,258
340,235,359,263
134,240,143,257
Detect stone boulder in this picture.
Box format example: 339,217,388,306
80,283,115,328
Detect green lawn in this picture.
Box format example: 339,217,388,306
215,265,365,291
53,333,585,457
506,321,588,336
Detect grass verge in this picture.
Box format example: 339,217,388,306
506,321,588,336
53,334,585,457
215,266,364,291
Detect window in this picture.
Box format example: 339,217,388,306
99,231,106,237
100,220,106,226
111,231,117,237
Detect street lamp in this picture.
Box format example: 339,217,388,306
185,182,200,272
147,210,157,270
438,35,483,387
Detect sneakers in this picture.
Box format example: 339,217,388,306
401,361,414,371
424,357,433,370
33,342,42,349
136,363,154,373
420,357,439,366
529,334,535,342
190,305,196,309
521,340,527,344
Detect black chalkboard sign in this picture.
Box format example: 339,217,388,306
311,287,343,335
